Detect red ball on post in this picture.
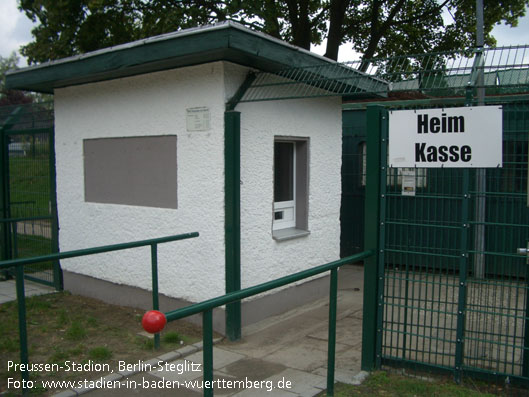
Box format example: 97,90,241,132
142,310,167,334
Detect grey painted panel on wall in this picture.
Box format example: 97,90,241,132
84,135,177,209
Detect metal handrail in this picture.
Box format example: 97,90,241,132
152,249,374,397
0,232,198,269
0,232,199,394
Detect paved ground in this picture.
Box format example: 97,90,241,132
56,264,366,397
0,277,55,304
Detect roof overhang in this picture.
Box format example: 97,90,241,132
6,22,386,97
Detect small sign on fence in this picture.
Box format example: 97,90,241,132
389,106,503,168
401,169,416,196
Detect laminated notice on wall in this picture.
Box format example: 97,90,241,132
186,107,210,131
401,169,416,196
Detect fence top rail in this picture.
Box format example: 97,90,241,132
5,127,54,136
164,250,374,322
0,232,199,269
0,215,53,223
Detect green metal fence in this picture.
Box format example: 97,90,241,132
0,102,59,288
340,110,366,258
366,101,529,384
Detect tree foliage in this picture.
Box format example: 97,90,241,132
18,0,529,65
0,52,34,106
0,52,52,105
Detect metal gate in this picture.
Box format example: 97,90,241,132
371,102,529,383
341,110,366,257
0,103,60,289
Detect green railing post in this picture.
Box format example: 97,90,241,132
203,309,214,397
151,243,160,350
225,110,241,341
15,265,30,394
326,268,338,396
361,105,383,371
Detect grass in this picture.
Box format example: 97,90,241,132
162,331,183,344
0,291,205,396
88,346,112,361
324,371,523,397
9,156,50,219
65,320,87,341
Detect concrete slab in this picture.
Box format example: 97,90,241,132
183,348,246,370
334,347,362,374
0,279,55,304
261,368,327,396
312,367,357,385
307,315,363,349
260,337,349,373
220,357,286,381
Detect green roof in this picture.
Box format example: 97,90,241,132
5,21,383,96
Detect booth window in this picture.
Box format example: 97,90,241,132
83,135,177,209
272,137,310,241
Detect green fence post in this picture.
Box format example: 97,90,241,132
0,123,10,263
203,309,214,397
327,268,338,396
454,169,470,383
1,107,22,278
12,222,18,259
361,105,383,371
225,111,241,341
15,265,30,392
49,127,62,290
151,243,160,350
524,240,529,377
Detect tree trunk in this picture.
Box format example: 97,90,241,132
324,0,350,60
286,0,312,50
359,39,380,72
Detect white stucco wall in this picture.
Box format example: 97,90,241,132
224,63,343,291
54,63,227,303
54,60,342,305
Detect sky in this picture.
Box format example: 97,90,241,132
1,0,529,66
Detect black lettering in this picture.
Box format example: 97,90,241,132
415,143,427,162
415,144,471,163
461,145,471,162
448,116,464,133
417,115,428,134
438,145,449,162
449,146,460,162
427,145,438,162
430,117,440,133
441,113,447,132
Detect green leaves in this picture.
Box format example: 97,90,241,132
15,0,529,65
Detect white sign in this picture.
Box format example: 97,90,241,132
186,107,210,132
389,106,502,168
